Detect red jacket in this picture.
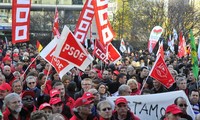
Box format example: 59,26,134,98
112,110,140,120
65,95,75,110
70,112,98,120
3,107,28,120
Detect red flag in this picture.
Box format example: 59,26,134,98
178,32,186,58
12,0,31,44
93,40,109,64
74,0,94,44
40,39,74,78
52,7,60,37
156,41,164,59
54,26,93,71
107,43,121,64
93,0,115,46
149,55,175,88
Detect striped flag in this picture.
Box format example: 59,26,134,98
36,40,43,52
190,30,199,79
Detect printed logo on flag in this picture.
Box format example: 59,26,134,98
149,55,175,88
15,25,27,40
59,32,87,66
12,0,31,44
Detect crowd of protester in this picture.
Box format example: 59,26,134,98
0,40,200,120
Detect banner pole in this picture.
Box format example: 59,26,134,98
139,76,149,95
22,54,39,78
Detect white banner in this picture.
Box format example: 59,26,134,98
107,91,195,120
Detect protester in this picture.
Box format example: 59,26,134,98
112,97,140,120
30,110,48,120
21,90,37,119
3,93,23,120
49,97,72,119
71,93,98,120
97,100,113,120
162,104,182,120
189,89,200,115
74,78,93,100
38,102,53,117
174,97,192,120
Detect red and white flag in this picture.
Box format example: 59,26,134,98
54,26,93,71
148,26,163,53
119,38,126,53
52,7,60,37
156,41,164,59
149,55,175,88
93,39,109,64
74,0,95,44
93,0,115,46
40,38,73,78
12,0,31,44
107,43,121,64
168,34,175,53
178,32,186,58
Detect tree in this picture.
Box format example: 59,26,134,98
112,0,200,48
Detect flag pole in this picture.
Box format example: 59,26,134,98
139,76,149,95
22,54,40,78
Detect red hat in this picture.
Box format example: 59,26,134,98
49,97,62,105
21,90,35,98
0,50,2,53
165,104,182,115
50,89,60,98
82,92,95,100
74,97,93,108
115,97,128,105
113,70,119,75
0,83,11,91
13,53,19,57
3,56,11,62
39,103,52,110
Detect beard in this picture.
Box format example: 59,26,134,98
10,107,22,114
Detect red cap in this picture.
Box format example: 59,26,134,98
113,70,119,75
21,90,35,98
49,97,62,105
82,92,95,100
165,104,182,115
0,83,11,91
50,89,60,98
39,103,52,110
13,53,19,57
3,56,11,62
74,97,93,108
0,50,2,53
115,97,128,105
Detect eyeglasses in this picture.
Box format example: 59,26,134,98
28,82,35,85
82,84,91,86
102,107,112,111
22,97,34,101
178,104,188,107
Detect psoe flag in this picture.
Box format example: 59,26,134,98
149,54,175,88
40,38,74,79
148,26,163,53
54,25,93,71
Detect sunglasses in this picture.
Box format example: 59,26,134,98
22,97,34,101
28,82,35,85
102,107,112,111
178,104,188,107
